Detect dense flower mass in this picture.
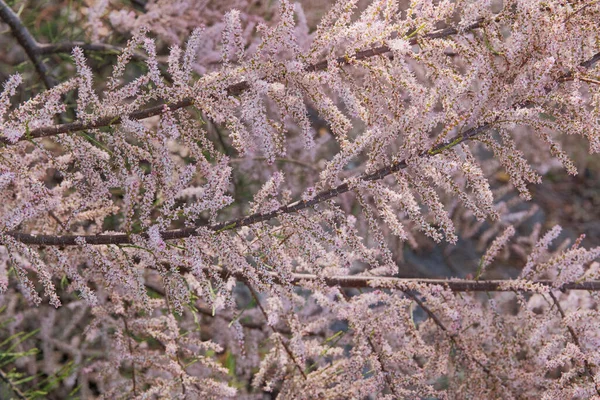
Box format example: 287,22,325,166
0,0,599,398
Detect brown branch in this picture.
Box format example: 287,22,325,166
0,0,56,89
229,157,318,171
284,275,600,292
1,20,484,145
37,42,162,64
0,1,156,89
164,265,600,294
221,267,600,293
130,0,147,10
0,98,194,145
559,76,600,86
37,42,125,55
581,52,600,69
0,109,579,247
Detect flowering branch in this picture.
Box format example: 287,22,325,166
1,127,464,245
0,97,194,145
0,120,555,246
0,20,484,145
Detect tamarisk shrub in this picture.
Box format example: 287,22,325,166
0,0,600,398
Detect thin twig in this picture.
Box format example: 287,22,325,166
559,76,600,86
564,0,599,23
340,290,401,397
36,42,159,63
162,289,187,395
304,20,483,72
122,317,137,396
0,98,194,145
247,285,307,380
159,264,600,295
38,42,170,66
229,157,318,171
548,291,600,395
404,291,511,393
37,42,124,54
0,367,27,400
48,211,68,233
144,281,292,333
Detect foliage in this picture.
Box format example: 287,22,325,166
0,0,599,398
